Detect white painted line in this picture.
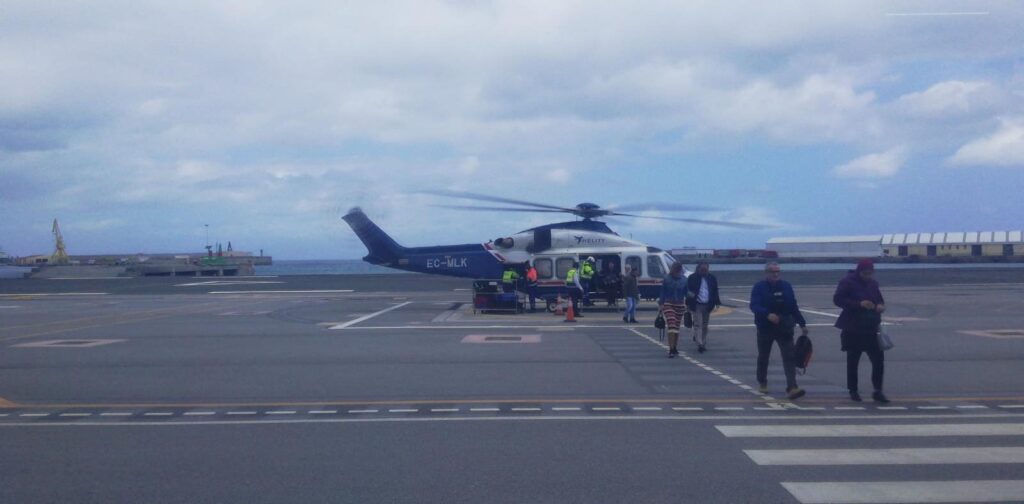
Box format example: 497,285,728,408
745,447,1024,465
715,407,745,411
388,409,419,413
19,413,50,417
328,301,413,329
783,480,1024,504
338,324,606,330
877,406,908,410
0,413,7,417
143,412,174,417
60,413,92,417
592,407,621,412
552,407,581,412
917,406,950,410
672,407,704,411
792,406,826,411
754,407,784,411
719,423,1024,438
469,408,500,412
348,409,380,414
430,408,459,413
227,411,257,415
266,411,296,415
1000,405,1024,409
739,385,753,390
0,306,23,309
632,407,663,412
48,277,129,280
183,412,216,416
209,290,355,294
728,380,743,385
832,406,866,411
309,410,338,415
956,405,989,409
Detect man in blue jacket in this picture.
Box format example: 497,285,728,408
750,262,807,400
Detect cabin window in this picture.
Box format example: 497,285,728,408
625,256,642,276
647,255,665,278
534,258,553,279
555,257,576,279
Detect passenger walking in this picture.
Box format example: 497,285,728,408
750,262,807,400
525,262,539,312
686,261,721,353
658,262,688,357
565,261,584,317
833,259,889,403
604,261,622,307
622,264,639,323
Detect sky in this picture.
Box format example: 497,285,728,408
1,1,1022,260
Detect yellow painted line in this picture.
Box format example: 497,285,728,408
12,395,1024,410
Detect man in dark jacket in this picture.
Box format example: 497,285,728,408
750,262,807,400
834,259,888,403
686,261,721,353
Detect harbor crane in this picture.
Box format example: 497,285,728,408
50,218,69,265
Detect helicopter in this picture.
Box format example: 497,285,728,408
342,190,771,309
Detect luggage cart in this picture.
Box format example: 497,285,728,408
472,280,522,314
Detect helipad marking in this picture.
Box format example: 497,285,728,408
210,290,355,294
328,302,412,329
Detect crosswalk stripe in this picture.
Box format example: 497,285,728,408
745,447,1024,465
781,480,1024,504
718,423,1024,438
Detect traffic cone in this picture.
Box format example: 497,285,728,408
553,296,564,316
564,302,576,323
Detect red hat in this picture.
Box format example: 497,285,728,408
856,259,874,272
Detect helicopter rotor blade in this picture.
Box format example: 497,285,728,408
431,205,568,213
610,212,775,230
608,202,725,213
420,190,573,212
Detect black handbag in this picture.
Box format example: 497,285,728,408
856,309,881,333
654,312,666,329
683,310,693,329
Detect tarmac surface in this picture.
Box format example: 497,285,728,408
2,268,1024,503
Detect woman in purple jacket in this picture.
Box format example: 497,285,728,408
833,259,888,403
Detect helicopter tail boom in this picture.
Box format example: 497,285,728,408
342,207,406,265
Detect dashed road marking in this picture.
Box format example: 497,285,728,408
388,409,419,413
309,410,338,415
348,409,380,414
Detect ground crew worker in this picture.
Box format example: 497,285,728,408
581,256,596,306
502,266,520,293
565,261,583,316
525,262,539,312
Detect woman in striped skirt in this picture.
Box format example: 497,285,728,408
659,261,689,357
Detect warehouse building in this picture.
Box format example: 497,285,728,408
881,231,1024,257
767,231,1024,259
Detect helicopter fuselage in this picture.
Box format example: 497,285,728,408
343,207,681,302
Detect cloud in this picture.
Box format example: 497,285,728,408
833,148,905,178
947,119,1024,167
894,81,1000,118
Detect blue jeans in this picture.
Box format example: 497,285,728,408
624,296,637,320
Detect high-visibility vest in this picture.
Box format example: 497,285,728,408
581,262,595,279
565,268,578,285
502,269,519,284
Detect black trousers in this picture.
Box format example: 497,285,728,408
847,348,884,393
756,330,797,391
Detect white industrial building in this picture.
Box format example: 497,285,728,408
768,231,1024,258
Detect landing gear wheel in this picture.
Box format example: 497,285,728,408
546,299,558,313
